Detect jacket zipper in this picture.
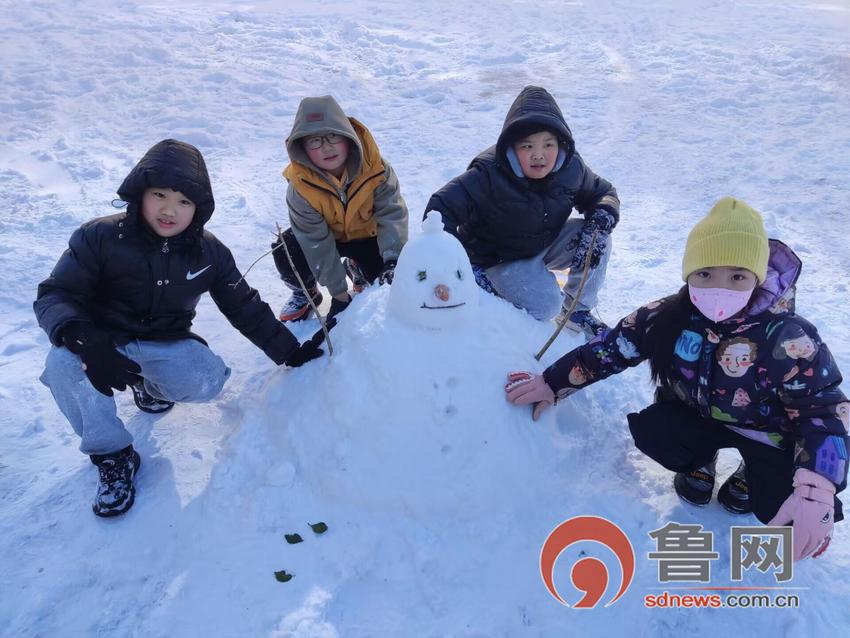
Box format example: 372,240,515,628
302,169,383,214
148,239,170,319
343,171,383,213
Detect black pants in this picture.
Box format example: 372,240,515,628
627,401,844,523
271,229,384,291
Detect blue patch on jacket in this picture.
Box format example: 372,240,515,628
674,329,703,362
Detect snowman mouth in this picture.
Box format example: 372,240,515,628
421,302,466,309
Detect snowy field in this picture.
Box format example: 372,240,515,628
1,0,849,636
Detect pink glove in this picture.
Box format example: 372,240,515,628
505,371,556,421
768,468,836,561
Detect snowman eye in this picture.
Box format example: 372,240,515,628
417,270,427,281
456,269,464,280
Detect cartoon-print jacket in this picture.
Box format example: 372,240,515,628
543,239,849,490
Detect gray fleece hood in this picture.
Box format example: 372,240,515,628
285,96,363,177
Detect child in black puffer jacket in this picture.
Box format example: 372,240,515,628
35,139,323,518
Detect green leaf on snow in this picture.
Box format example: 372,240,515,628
284,533,304,544
309,522,328,534
274,570,293,582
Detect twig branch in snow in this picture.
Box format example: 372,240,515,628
275,222,334,357
227,229,281,289
535,229,597,361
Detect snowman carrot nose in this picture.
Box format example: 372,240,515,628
435,284,450,302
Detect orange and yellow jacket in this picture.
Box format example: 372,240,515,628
283,96,408,296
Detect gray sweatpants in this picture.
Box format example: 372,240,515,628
484,218,612,321
40,339,231,455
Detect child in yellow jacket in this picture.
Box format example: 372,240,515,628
272,95,408,321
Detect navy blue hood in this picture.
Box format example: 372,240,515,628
495,86,575,163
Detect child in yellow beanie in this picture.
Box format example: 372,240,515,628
505,197,848,562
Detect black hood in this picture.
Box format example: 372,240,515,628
495,86,575,163
117,139,215,233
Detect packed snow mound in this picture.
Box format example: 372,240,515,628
262,285,584,518
265,211,569,517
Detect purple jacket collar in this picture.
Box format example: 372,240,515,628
745,239,801,317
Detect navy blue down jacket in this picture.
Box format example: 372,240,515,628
426,86,620,268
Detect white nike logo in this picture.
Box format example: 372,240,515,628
186,265,212,280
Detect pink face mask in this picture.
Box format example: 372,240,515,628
688,285,754,322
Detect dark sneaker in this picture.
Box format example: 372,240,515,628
674,455,717,507
717,460,751,514
131,382,174,414
343,258,369,293
562,309,610,339
90,446,141,518
279,286,323,322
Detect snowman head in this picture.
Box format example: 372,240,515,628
387,211,479,330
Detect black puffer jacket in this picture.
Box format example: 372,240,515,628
34,139,299,365
425,86,620,268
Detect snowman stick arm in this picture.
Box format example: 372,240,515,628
226,232,279,289
276,222,334,357
534,230,597,361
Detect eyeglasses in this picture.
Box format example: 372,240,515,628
304,133,345,150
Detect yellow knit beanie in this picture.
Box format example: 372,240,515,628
682,197,770,282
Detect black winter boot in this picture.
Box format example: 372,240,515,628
90,445,141,517
131,382,175,414
717,460,751,514
673,453,717,506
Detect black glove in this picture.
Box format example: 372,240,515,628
326,295,351,322
283,319,337,368
568,209,616,270
378,259,397,285
62,322,142,396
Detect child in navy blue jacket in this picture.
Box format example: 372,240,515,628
426,85,620,338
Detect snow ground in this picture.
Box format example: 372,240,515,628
1,0,849,635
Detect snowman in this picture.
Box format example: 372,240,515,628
387,211,478,330
250,212,589,520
